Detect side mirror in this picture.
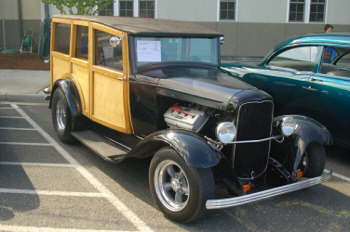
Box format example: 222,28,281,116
220,36,224,45
109,36,121,47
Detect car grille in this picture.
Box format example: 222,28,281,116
233,100,274,179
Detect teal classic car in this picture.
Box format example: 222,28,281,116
223,33,350,147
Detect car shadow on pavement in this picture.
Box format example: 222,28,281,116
0,147,40,221
93,154,350,231
327,146,350,164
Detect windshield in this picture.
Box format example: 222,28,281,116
134,37,219,67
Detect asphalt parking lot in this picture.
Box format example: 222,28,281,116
0,99,349,232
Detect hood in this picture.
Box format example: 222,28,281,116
157,73,272,110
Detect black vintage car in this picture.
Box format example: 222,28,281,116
49,15,332,223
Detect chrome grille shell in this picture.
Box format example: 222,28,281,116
232,100,274,180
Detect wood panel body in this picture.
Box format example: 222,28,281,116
71,60,89,115
50,17,133,134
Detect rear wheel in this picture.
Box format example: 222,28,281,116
300,143,326,177
149,147,214,223
51,88,75,143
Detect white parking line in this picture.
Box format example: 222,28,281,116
0,225,131,232
0,127,35,130
326,169,350,183
0,116,24,119
0,188,106,198
0,142,51,146
11,104,154,232
1,101,48,106
0,107,14,110
0,161,77,168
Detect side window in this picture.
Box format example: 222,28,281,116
321,46,338,64
76,26,89,60
94,30,123,71
336,53,350,68
320,48,350,78
268,46,322,72
54,23,71,54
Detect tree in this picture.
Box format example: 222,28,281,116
41,0,114,15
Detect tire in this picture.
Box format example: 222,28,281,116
300,143,326,178
51,88,75,143
149,147,215,223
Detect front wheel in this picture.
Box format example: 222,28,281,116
300,143,326,178
149,147,214,223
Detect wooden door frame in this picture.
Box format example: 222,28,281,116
70,21,90,116
89,22,133,134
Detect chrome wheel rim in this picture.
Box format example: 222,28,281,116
56,99,67,130
154,160,190,212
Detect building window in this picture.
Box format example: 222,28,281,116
139,0,155,18
310,0,325,22
289,0,305,22
220,0,236,20
99,1,114,16
119,0,133,17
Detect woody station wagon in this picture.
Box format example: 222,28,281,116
49,15,332,223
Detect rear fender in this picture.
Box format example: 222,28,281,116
50,78,82,128
131,129,221,168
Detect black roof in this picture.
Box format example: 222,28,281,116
54,15,222,37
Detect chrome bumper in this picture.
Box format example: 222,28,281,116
206,170,332,209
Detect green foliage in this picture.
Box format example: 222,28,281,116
41,0,114,15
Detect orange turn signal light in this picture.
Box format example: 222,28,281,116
296,170,303,179
242,184,251,193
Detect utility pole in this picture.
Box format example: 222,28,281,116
44,3,50,19
1,19,6,50
17,0,24,42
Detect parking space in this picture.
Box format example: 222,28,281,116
0,102,152,232
0,100,350,232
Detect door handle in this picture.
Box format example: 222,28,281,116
309,77,323,82
117,77,127,81
302,86,318,91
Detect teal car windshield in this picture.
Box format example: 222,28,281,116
135,37,219,67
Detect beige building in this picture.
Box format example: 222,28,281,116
0,0,44,50
1,0,350,56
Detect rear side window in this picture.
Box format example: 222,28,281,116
268,46,322,72
320,48,350,78
336,52,350,68
54,23,71,54
76,26,89,60
94,30,123,71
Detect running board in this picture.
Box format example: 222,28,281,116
72,130,129,163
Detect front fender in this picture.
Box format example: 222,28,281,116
50,79,82,127
131,129,221,168
275,115,332,172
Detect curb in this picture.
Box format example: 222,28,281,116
0,93,48,103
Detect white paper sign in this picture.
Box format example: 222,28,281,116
137,40,161,62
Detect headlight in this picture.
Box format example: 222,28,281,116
216,122,237,144
281,117,298,137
